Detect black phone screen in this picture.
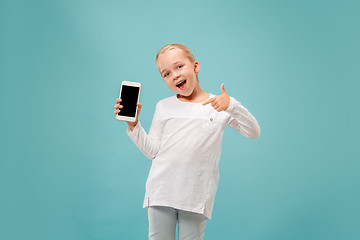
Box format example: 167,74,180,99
118,85,140,117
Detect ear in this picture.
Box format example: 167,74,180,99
194,61,200,74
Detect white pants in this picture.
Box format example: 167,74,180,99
148,206,207,240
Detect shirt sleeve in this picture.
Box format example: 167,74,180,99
126,102,163,160
225,97,261,138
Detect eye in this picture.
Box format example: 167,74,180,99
177,65,183,69
164,72,170,77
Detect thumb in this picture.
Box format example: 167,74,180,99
137,103,142,114
221,83,227,95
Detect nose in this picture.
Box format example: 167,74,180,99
173,72,180,81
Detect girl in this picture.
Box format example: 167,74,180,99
114,44,260,240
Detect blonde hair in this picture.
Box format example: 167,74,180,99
156,43,199,80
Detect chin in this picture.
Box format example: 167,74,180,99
174,85,194,97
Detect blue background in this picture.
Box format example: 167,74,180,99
1,0,359,239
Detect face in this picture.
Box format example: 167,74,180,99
156,48,200,97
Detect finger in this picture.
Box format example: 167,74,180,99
221,83,227,95
116,98,122,104
202,97,216,105
136,103,142,116
211,99,219,106
114,109,120,114
114,104,123,109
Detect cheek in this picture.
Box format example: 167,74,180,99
165,80,174,89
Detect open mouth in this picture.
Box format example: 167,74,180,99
176,80,187,90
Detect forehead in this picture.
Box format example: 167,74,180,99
157,48,189,69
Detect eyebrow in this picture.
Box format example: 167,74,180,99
160,69,167,75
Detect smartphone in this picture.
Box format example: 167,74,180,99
116,81,141,122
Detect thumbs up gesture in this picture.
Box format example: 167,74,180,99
202,83,230,112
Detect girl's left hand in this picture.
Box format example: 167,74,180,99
202,83,230,112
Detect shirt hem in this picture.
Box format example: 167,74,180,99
143,201,212,219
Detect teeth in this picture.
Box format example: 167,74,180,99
176,80,185,87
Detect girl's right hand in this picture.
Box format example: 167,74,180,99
114,98,142,131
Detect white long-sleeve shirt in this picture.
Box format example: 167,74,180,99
126,94,260,219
